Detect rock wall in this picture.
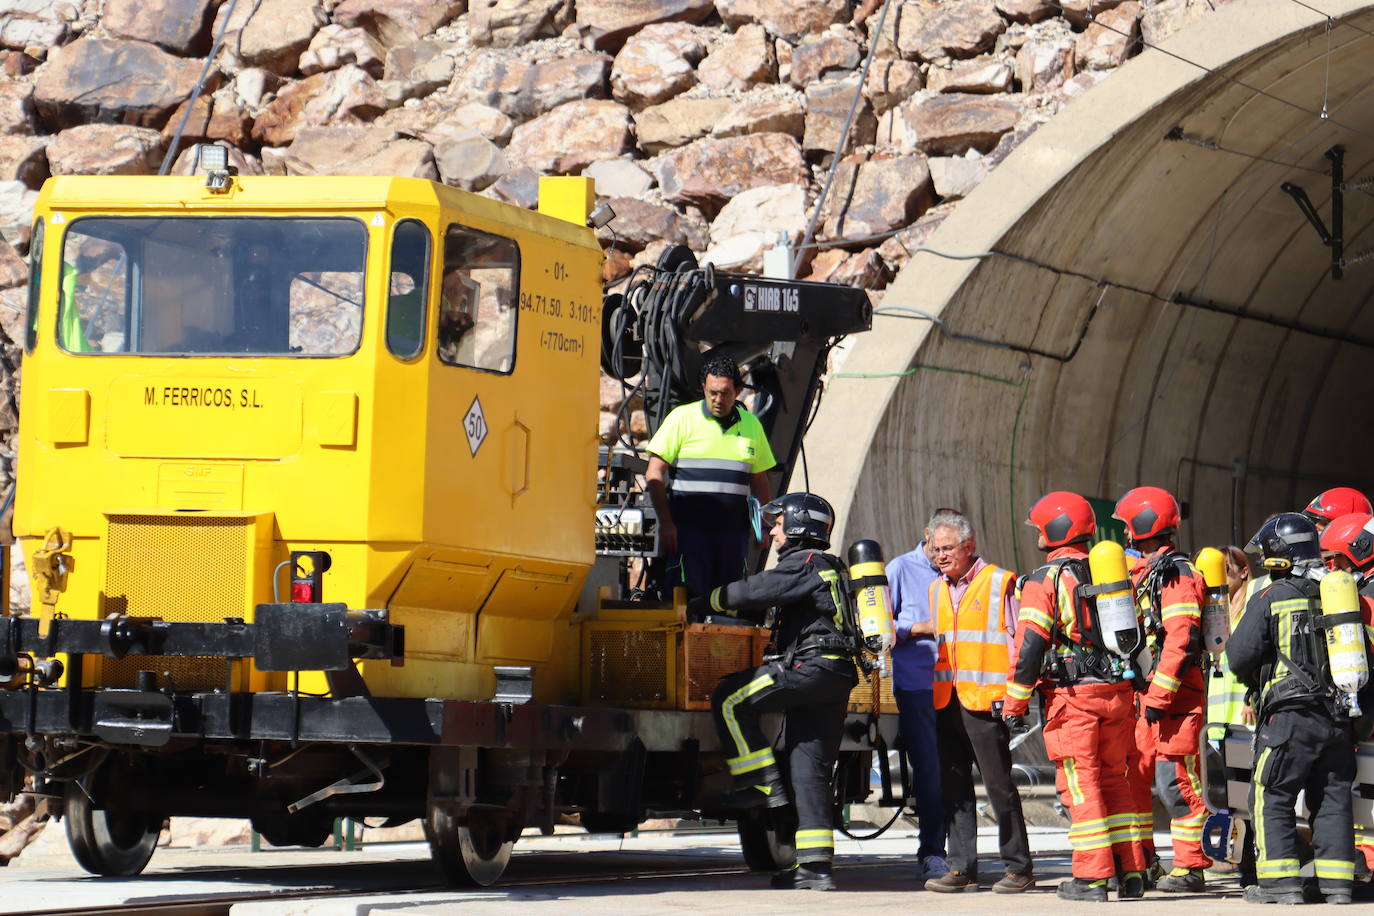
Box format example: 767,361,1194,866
0,0,1223,583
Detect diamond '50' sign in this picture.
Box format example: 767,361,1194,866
463,396,487,456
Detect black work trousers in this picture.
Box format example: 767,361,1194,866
1250,707,1357,895
712,655,857,864
937,696,1033,877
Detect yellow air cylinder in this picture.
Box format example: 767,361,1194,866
847,539,895,661
1088,540,1143,666
1319,569,1369,717
1195,547,1231,663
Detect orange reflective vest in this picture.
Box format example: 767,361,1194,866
930,563,1015,711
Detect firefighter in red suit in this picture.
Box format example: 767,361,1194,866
1004,491,1148,902
1115,486,1212,892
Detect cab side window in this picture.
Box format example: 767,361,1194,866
386,219,431,361
437,225,519,374
24,220,40,351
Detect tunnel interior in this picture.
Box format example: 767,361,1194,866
811,0,1374,570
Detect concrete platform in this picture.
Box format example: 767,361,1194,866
7,823,1339,915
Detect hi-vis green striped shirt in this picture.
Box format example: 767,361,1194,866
645,400,775,530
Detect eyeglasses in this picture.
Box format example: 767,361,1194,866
929,543,971,556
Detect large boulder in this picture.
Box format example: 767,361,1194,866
331,0,465,49
575,0,715,50
281,126,436,177
927,56,1013,93
213,0,327,75
0,1,71,52
995,0,1056,23
102,0,216,55
804,76,875,156
894,0,1006,61
46,124,163,176
713,93,805,139
251,65,389,147
469,0,567,47
454,54,611,120
715,0,849,43
161,90,254,149
864,59,922,114
597,196,707,251
0,82,33,135
0,135,43,187
635,96,732,153
381,40,455,96
1077,2,1141,70
0,180,36,251
506,99,633,173
697,23,775,92
1016,38,1075,94
906,93,1021,156
789,34,860,88
610,22,705,108
821,156,933,240
298,25,386,77
709,182,807,246
33,38,204,130
653,132,808,210
585,158,654,197
433,129,507,191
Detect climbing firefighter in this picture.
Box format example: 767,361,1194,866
1113,486,1213,891
1229,512,1374,905
1004,491,1147,902
1302,486,1373,534
696,492,860,891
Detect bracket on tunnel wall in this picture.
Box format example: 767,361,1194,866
1280,144,1344,280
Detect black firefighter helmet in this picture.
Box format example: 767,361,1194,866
762,492,834,549
1247,512,1322,572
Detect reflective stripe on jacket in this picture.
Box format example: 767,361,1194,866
931,564,1015,711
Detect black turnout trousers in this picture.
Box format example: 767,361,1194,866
712,655,856,864
1250,707,1357,895
937,696,1033,877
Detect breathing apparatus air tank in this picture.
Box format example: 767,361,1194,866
847,540,896,672
1318,569,1369,717
1195,547,1231,670
1087,540,1144,675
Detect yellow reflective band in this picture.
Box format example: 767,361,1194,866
818,568,846,629
721,674,775,757
710,587,727,613
1271,599,1310,614
1256,859,1302,878
1153,670,1181,692
1161,602,1200,621
1005,682,1034,700
796,829,833,849
1063,757,1085,806
1019,607,1054,632
726,747,776,775
1314,859,1355,880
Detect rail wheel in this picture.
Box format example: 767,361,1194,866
425,805,515,887
64,760,162,877
736,805,796,872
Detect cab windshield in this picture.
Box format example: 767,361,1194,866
56,217,367,356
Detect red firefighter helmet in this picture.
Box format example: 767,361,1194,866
1302,487,1373,524
1113,486,1180,541
1026,491,1095,548
1319,512,1374,570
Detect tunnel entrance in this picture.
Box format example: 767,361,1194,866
811,0,1374,568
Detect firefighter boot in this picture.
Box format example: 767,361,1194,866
1118,872,1145,899
1242,885,1304,905
771,861,835,891
1156,867,1206,893
727,764,789,809
1057,878,1108,902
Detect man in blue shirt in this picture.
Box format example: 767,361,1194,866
888,520,950,881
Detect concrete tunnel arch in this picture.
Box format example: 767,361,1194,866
809,0,1374,571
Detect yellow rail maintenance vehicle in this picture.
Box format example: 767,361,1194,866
0,147,894,885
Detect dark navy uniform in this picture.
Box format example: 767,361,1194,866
705,542,858,871
1229,573,1374,901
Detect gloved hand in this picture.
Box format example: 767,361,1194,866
1004,714,1028,735
1144,704,1166,725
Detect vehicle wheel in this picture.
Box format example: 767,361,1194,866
736,806,796,872
251,812,334,848
64,771,161,877
425,806,515,887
